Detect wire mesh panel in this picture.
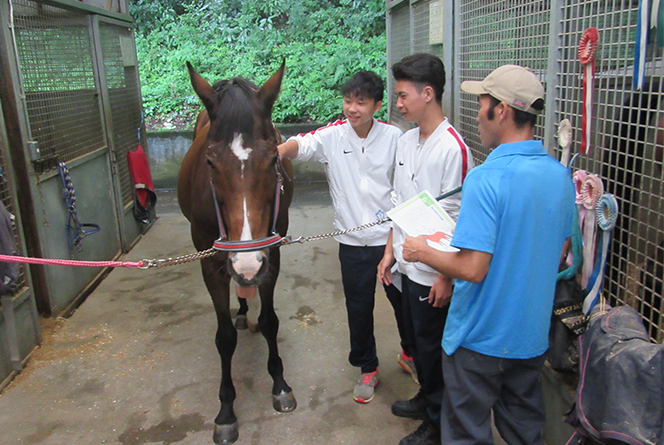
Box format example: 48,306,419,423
0,114,27,298
389,0,664,341
457,0,551,163
412,0,444,58
387,2,413,129
12,0,105,170
557,0,664,341
387,1,446,129
99,22,140,208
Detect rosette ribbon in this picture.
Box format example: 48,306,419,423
558,119,573,167
583,194,619,314
578,27,599,154
574,172,603,289
634,0,649,89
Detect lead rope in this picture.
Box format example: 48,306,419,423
283,186,463,245
0,187,463,269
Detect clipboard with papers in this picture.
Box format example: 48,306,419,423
387,190,459,252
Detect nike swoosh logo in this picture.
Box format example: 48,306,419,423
418,296,429,302
343,150,353,154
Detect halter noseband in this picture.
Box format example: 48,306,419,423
210,160,287,252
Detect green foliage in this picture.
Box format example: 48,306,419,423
129,0,387,126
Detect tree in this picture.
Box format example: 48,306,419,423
128,0,387,127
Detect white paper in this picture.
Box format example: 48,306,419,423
387,190,459,252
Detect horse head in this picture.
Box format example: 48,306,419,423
186,61,286,287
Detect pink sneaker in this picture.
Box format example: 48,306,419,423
353,370,379,403
397,350,419,384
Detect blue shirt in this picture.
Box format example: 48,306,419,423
443,140,576,359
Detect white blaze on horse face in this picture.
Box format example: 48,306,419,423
230,133,254,241
241,199,252,241
233,190,264,280
230,133,252,161
229,133,264,281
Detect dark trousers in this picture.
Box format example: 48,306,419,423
441,347,546,445
402,275,448,424
385,282,413,357
339,243,390,373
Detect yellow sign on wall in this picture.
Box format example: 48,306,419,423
429,0,444,45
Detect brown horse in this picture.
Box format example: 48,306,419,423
178,62,295,444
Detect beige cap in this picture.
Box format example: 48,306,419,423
460,65,545,115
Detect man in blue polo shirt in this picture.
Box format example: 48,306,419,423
401,65,576,444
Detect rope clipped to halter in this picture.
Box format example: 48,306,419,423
58,162,100,253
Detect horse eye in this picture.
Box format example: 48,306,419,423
206,158,215,169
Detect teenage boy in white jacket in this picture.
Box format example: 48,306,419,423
278,71,410,404
378,54,473,445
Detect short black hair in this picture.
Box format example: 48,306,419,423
340,71,384,103
488,95,544,128
391,53,446,104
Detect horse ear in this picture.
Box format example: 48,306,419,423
186,62,216,112
257,60,285,118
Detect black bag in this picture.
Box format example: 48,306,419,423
565,305,664,444
0,200,20,295
133,188,156,224
548,277,587,373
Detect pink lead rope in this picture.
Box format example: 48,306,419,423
0,254,145,268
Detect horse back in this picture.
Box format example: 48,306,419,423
177,113,210,222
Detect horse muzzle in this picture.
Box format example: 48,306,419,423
228,250,269,286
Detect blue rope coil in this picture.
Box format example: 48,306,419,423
596,194,619,231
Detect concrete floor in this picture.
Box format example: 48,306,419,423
0,185,416,445
0,183,506,445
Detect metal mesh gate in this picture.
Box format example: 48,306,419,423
387,0,445,129
0,112,26,295
12,0,105,170
99,22,141,208
388,0,664,341
388,2,414,129
457,0,551,163
555,0,664,341
2,0,145,316
11,0,139,208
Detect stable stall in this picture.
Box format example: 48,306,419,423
0,0,149,389
387,1,664,443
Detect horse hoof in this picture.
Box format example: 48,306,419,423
272,390,297,412
213,421,239,445
247,321,260,333
234,315,248,330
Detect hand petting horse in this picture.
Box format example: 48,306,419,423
177,61,295,445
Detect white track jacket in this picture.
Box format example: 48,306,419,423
392,119,474,286
290,119,402,246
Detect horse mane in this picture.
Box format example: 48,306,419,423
208,77,259,144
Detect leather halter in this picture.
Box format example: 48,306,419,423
210,160,287,252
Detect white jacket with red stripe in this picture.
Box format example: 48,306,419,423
290,119,403,246
392,118,474,286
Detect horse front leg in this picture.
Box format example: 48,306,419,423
201,257,239,445
258,247,297,413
